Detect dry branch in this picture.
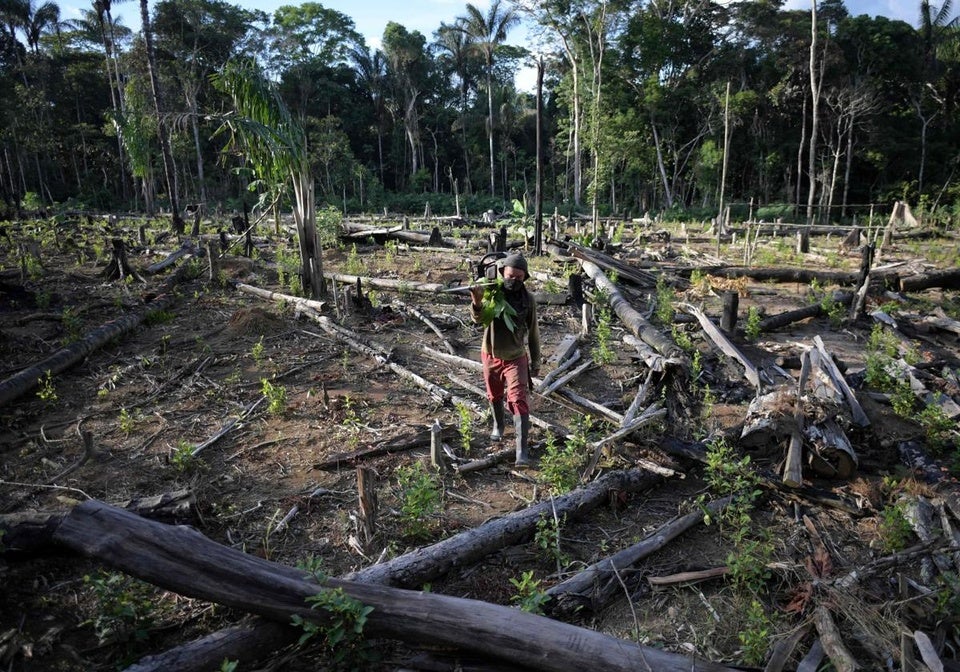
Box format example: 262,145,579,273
546,495,732,616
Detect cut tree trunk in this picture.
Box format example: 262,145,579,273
899,268,960,293
47,497,739,672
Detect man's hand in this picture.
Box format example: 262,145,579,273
469,285,485,306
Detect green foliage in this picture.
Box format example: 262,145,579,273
655,276,675,325
538,418,591,495
36,370,57,402
738,599,776,666
170,440,198,473
261,378,287,416
345,243,363,275
455,402,474,454
591,308,615,365
878,501,914,552
84,570,158,647
61,306,82,344
251,336,266,365
219,660,239,672
509,570,551,615
479,279,518,332
395,461,442,540
535,512,569,571
291,585,376,669
119,407,136,434
744,306,762,341
916,402,956,455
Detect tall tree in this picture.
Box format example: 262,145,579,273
382,22,429,186
459,0,517,197
139,0,182,233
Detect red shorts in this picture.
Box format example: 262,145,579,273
481,351,530,416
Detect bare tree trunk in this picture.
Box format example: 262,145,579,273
139,0,184,235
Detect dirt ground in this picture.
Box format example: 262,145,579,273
1,215,959,671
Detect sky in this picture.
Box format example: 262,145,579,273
63,0,924,51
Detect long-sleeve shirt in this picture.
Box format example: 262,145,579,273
470,288,540,366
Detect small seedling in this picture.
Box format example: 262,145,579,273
509,570,551,615
170,440,197,473
261,378,287,416
36,370,57,402
455,401,473,454
744,306,761,341
395,461,442,540
251,336,265,365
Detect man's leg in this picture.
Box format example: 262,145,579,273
482,352,507,441
502,357,533,465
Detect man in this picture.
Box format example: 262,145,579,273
470,253,541,466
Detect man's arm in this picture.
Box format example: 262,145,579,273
469,285,484,324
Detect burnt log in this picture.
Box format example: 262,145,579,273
578,258,685,362
899,268,960,293
757,292,853,333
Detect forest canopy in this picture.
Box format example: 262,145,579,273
1,0,959,224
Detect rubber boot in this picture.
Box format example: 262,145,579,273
514,414,534,467
490,400,506,441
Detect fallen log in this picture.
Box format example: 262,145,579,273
0,489,194,555
348,468,661,587
899,267,960,293
680,302,763,389
50,498,738,672
564,240,660,287
697,266,858,286
545,495,732,617
145,239,197,275
758,292,853,333
577,258,686,362
0,288,178,408
235,282,327,312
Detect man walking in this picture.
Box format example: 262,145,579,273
470,253,540,466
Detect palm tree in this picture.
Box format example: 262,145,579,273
213,59,326,299
458,0,518,197
24,0,58,52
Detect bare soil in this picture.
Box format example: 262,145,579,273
1,217,959,671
